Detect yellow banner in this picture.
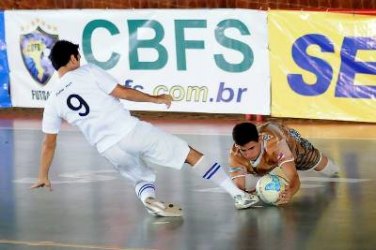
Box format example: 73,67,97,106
269,11,376,122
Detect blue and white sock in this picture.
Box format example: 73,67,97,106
192,156,244,197
135,182,156,204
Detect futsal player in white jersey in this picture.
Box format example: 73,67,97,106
31,40,260,216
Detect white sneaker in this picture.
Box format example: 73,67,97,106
144,197,183,217
234,193,262,209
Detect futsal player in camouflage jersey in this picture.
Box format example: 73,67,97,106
228,122,339,205
31,40,260,217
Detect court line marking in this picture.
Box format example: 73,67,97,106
194,177,372,193
13,169,119,185
14,169,373,186
2,126,376,139
0,239,156,250
299,177,372,183
0,126,231,136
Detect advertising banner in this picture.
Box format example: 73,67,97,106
269,11,376,122
0,11,11,108
5,9,270,114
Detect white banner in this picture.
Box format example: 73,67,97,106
5,9,270,114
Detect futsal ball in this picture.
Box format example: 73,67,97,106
256,174,287,205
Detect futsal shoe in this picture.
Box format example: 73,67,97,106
144,197,183,217
234,193,262,209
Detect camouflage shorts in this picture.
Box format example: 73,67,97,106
289,129,321,170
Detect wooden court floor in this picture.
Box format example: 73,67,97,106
1,116,376,250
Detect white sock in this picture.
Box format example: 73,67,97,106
318,159,339,177
191,156,244,197
135,182,156,204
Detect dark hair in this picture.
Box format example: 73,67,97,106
232,122,259,146
49,40,79,70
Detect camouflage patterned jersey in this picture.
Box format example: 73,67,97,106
229,122,321,175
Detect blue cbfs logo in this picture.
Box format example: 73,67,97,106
20,26,58,85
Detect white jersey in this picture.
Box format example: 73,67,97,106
42,64,138,153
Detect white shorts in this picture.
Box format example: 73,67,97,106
101,120,190,183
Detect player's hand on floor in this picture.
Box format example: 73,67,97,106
276,185,292,205
30,178,52,191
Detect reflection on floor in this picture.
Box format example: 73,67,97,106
1,117,376,250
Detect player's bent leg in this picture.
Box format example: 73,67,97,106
188,151,261,209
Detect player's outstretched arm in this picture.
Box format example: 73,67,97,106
110,84,173,108
30,133,57,191
276,161,300,205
